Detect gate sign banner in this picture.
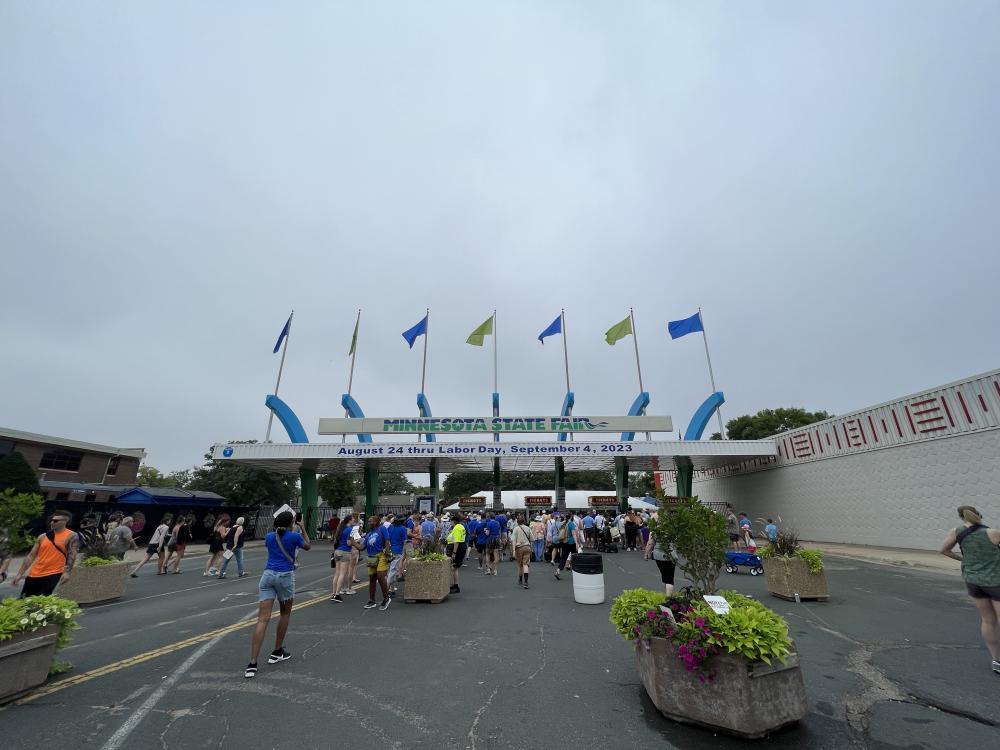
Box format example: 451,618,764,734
588,496,621,507
457,497,486,509
318,415,672,435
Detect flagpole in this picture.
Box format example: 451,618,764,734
266,310,293,443
419,308,429,443
343,308,360,444
629,308,644,393
561,309,573,442
492,310,498,395
698,307,726,439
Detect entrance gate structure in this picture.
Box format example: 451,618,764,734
215,400,776,530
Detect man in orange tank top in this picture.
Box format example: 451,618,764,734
13,509,80,598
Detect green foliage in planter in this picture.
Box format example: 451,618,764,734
81,534,115,562
413,538,447,561
80,556,118,567
610,588,667,639
695,591,792,665
648,495,727,595
0,595,81,650
0,488,44,554
758,530,824,572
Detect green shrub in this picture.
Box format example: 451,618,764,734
648,495,727,595
797,549,824,573
610,588,667,639
758,529,824,572
0,488,44,554
0,595,81,650
80,556,117,567
694,591,792,665
413,538,447,562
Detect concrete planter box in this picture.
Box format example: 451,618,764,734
636,636,808,738
0,624,60,704
762,556,829,601
404,559,451,603
59,562,130,605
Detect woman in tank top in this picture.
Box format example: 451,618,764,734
940,505,1000,675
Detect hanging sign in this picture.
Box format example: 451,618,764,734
524,496,553,507
318,415,672,435
457,497,486,510
588,496,621,507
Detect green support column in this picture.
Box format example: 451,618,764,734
676,463,693,498
615,456,629,513
554,457,566,509
429,459,440,512
299,467,318,536
492,457,501,509
363,462,379,519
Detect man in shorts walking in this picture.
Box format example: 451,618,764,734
13,510,79,597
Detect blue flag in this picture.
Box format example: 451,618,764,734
401,315,428,348
668,311,704,340
272,313,292,353
537,314,562,344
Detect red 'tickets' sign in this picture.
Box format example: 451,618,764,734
524,496,552,506
588,496,620,507
457,497,486,508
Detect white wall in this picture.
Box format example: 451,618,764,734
692,428,1000,550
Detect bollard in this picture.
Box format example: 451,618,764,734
793,592,801,603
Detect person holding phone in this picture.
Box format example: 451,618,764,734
330,513,363,602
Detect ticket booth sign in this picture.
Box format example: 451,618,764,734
588,496,621,507
457,497,486,511
524,496,552,508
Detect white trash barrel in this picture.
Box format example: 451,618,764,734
571,553,605,604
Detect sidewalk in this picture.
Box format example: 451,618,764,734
801,539,960,574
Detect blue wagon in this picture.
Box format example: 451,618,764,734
724,551,765,576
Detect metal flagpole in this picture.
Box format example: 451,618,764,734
698,307,726,439
492,310,499,444
266,310,293,443
629,308,651,440
343,308,360,444
561,309,573,442
419,308,429,443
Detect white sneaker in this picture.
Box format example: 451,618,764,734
341,589,357,595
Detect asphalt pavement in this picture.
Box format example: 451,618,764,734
1,543,997,749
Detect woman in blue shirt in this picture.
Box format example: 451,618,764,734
362,515,391,610
330,513,362,603
246,511,310,678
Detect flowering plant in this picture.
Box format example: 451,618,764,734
633,597,720,682
0,595,81,649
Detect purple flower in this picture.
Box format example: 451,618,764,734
699,648,707,658
647,610,656,617
694,617,705,628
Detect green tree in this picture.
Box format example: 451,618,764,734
137,465,193,488
0,488,44,553
0,451,41,495
628,472,655,497
648,495,728,595
442,472,492,499
187,441,297,507
318,472,359,506
721,408,833,440
378,472,415,495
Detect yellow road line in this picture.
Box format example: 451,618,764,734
13,583,357,705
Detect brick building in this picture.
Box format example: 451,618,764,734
0,426,145,503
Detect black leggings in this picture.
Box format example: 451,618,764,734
624,523,638,549
557,542,575,571
655,559,676,585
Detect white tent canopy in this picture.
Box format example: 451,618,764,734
442,490,659,512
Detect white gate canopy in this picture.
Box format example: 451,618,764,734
210,439,777,474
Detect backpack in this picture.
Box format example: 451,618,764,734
557,521,569,542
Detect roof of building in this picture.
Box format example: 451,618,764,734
118,487,227,501
1,426,146,459
40,480,135,494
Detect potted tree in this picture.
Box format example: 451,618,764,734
610,497,809,738
759,530,829,601
403,540,452,603
0,595,81,703
58,534,131,606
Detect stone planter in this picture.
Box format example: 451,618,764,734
403,559,451,603
762,556,829,601
0,624,60,704
58,562,130,605
636,636,808,738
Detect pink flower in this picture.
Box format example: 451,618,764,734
694,617,705,628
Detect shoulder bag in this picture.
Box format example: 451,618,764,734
274,531,298,569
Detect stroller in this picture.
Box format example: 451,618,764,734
596,525,619,553
724,551,764,576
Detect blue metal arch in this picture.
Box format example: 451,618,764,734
558,391,575,442
684,391,726,441
340,394,373,443
621,391,650,441
417,392,436,442
264,395,309,444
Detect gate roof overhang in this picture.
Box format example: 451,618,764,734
210,439,777,474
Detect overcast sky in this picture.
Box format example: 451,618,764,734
2,2,998,473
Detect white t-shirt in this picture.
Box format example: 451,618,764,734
594,514,606,529
149,523,170,546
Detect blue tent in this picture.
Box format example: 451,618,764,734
114,487,228,507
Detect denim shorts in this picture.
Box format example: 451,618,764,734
259,569,295,603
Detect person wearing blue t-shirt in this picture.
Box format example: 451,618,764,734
485,514,502,575
474,515,489,570
385,517,409,598
330,514,363,603
765,519,778,542
362,516,391,610
246,511,310,679
496,513,508,560
420,517,437,541
582,513,596,549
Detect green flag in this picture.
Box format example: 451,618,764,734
348,317,359,355
605,315,632,345
466,314,494,346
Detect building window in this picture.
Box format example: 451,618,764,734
0,439,13,457
106,456,121,476
55,492,69,503
39,448,84,472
